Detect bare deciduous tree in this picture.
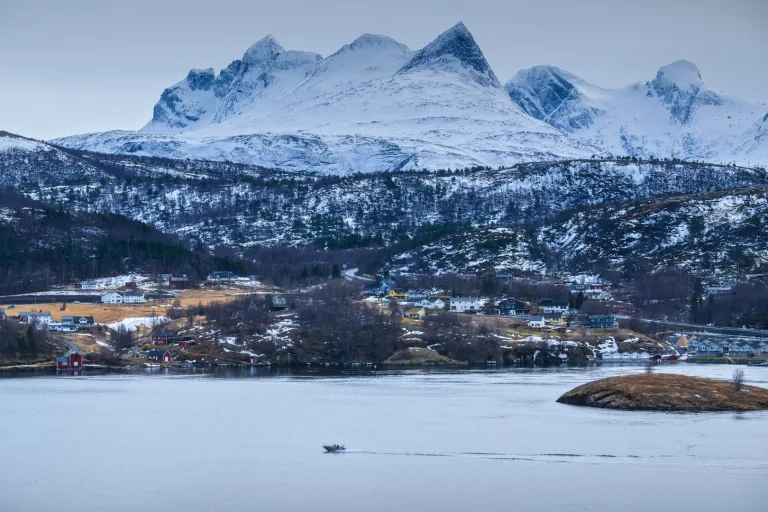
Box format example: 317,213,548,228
732,369,745,391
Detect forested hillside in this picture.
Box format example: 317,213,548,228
2,132,767,282
0,190,237,294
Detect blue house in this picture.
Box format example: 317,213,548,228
497,298,530,316
589,315,616,328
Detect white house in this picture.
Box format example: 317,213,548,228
48,322,78,333
450,297,479,313
406,290,428,301
122,292,147,304
583,289,611,300
81,280,100,290
542,304,569,314
62,316,95,328
418,298,445,310
730,344,753,357
101,292,123,304
18,311,53,326
527,316,546,328
404,307,426,320
705,285,732,295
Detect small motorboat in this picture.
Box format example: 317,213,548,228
323,444,346,453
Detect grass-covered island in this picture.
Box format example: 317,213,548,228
557,373,768,412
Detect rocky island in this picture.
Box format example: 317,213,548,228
557,373,768,412
383,347,460,365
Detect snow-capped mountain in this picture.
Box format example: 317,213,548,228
50,24,768,171
53,23,598,173
505,60,768,165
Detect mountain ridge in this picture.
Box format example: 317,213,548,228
505,61,766,164
49,22,768,171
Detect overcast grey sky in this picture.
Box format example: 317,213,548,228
1,0,766,140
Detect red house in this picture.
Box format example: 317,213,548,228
55,352,83,369
169,274,191,289
178,340,190,349
147,349,172,362
124,281,137,291
152,333,170,345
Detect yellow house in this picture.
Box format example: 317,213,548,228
543,312,565,326
404,307,426,320
389,289,407,299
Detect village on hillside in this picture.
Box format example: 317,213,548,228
2,265,764,373
0,270,273,371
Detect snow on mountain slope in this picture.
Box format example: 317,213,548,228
536,188,768,276
385,187,768,277
505,61,768,165
504,66,604,132
0,131,110,187
734,112,768,165
397,21,499,88
55,23,599,173
388,227,545,275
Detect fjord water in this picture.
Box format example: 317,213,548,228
1,365,766,511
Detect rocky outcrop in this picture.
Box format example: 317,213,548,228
557,373,768,411
383,347,457,365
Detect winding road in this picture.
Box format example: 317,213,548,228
54,336,79,354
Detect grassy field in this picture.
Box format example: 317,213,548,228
0,290,246,325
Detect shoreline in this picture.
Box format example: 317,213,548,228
2,359,762,374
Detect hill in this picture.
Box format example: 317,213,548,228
0,190,220,294
2,140,766,279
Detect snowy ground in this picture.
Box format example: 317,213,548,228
107,317,169,331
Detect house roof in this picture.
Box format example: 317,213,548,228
124,292,144,297
55,351,81,362
146,349,170,357
451,297,477,303
62,315,94,323
675,336,689,347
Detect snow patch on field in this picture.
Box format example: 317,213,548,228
108,317,168,331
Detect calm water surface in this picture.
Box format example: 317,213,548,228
1,364,767,511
